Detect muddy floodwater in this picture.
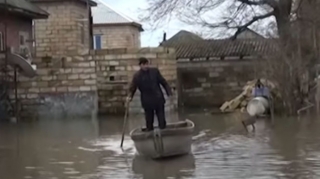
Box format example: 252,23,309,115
1,110,320,179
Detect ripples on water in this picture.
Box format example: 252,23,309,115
1,113,320,178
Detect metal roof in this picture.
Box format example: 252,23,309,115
91,0,142,25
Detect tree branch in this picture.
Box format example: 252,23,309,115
237,0,277,7
231,11,275,40
292,0,303,13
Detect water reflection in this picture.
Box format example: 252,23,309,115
0,119,101,179
132,154,195,179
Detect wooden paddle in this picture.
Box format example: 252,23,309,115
120,101,129,148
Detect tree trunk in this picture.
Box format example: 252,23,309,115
270,2,305,115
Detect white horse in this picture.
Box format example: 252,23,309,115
246,97,269,117
242,97,270,132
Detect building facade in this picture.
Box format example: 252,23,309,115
0,0,48,120
30,0,97,57
0,0,48,56
2,0,176,120
91,0,143,49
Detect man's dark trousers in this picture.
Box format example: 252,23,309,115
143,103,166,130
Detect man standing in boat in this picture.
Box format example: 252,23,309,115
127,57,173,131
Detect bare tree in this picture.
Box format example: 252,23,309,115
141,0,302,39
141,0,320,115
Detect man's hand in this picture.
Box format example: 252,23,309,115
126,96,132,102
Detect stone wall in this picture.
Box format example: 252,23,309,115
14,53,97,119
177,59,257,107
33,1,90,57
9,47,176,119
93,47,177,114
93,25,141,48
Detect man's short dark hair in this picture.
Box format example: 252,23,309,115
139,57,149,65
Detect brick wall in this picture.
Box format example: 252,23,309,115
33,1,90,57
93,25,141,48
177,59,257,107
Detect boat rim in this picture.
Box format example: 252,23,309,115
129,119,194,137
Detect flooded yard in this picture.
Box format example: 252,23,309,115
1,110,320,179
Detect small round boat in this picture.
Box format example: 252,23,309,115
130,119,195,159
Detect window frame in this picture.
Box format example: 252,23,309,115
93,34,102,50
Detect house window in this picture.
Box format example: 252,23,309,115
93,35,102,49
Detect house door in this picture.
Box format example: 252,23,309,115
19,31,30,57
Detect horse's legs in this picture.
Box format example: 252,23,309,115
252,124,256,131
242,121,248,132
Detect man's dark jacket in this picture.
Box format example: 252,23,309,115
129,67,172,108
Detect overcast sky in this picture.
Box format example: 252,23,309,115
101,0,276,47
102,0,196,47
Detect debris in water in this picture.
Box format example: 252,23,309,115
219,79,278,113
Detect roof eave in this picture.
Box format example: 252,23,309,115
87,0,97,7
0,5,49,19
93,22,144,31
30,0,97,7
132,22,144,31
176,54,267,59
31,13,49,19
